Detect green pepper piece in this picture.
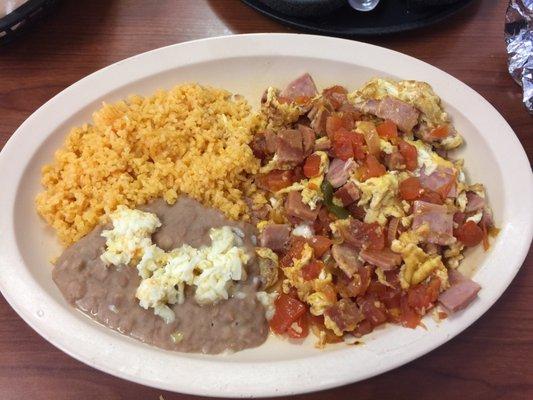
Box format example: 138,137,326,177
321,180,350,219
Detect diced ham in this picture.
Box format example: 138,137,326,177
465,191,485,213
339,219,384,250
279,73,318,103
326,158,356,188
354,99,380,115
259,224,291,251
331,244,361,278
383,151,406,171
251,131,277,160
285,191,320,222
314,137,331,151
334,182,360,206
359,248,402,270
309,104,330,135
419,166,457,198
298,124,316,157
376,97,420,133
356,97,419,133
275,129,305,163
412,200,455,245
438,269,481,313
324,299,364,334
338,102,362,120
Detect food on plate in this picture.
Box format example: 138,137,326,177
252,74,495,346
39,75,496,353
35,84,262,246
53,197,270,354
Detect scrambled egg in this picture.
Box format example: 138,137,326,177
101,206,161,266
262,86,301,129
101,207,250,323
276,151,329,210
350,78,449,128
391,227,449,290
406,139,454,175
282,243,335,316
354,172,405,225
380,139,396,154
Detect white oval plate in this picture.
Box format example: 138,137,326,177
0,34,531,398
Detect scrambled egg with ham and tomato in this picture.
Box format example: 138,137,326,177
101,206,250,323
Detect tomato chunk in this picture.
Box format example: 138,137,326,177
331,129,366,161
286,313,309,339
279,237,307,268
308,235,332,258
358,154,386,181
399,296,421,328
428,125,449,140
258,170,296,192
302,260,324,281
398,140,418,171
376,120,398,140
399,176,422,201
270,294,307,335
303,153,321,178
454,220,484,247
407,277,441,311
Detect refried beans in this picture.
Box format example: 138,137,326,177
52,197,269,354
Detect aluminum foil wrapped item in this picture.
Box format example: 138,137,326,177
505,0,533,113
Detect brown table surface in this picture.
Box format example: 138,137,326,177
1,1,532,399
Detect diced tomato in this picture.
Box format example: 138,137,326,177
358,154,386,181
454,220,484,247
279,237,307,268
308,235,332,258
398,140,418,171
428,125,449,140
351,132,366,160
302,260,324,281
340,113,355,132
331,128,354,160
326,115,344,137
331,128,366,161
270,294,307,335
303,153,321,178
419,189,444,205
399,177,422,201
376,120,398,140
286,313,309,339
257,170,296,192
399,296,421,328
407,277,440,311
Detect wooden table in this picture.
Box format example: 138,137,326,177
1,1,531,399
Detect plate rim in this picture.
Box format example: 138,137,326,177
0,33,532,397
